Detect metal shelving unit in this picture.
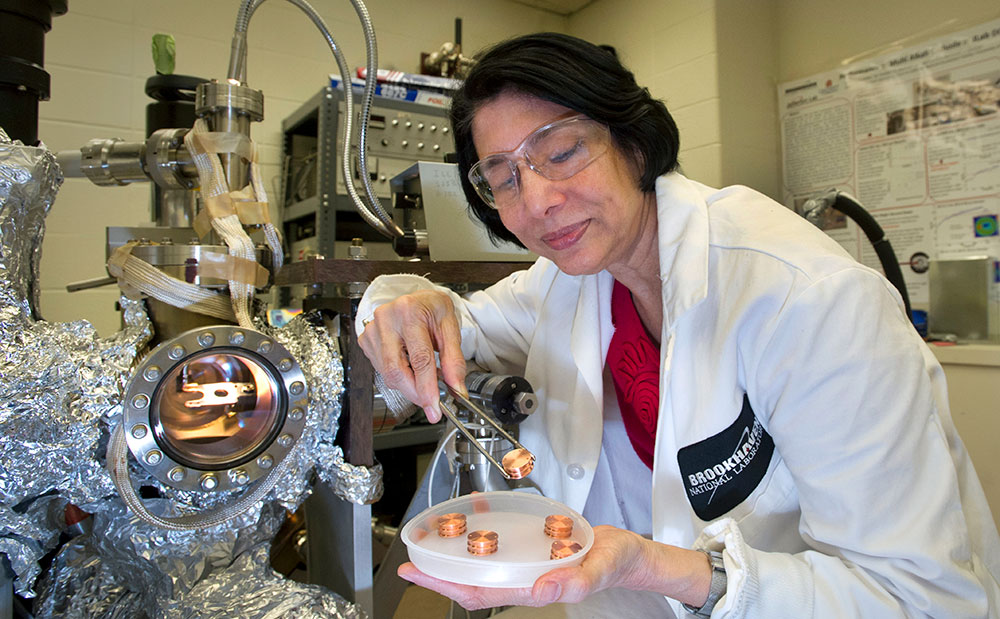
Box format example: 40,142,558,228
280,85,454,266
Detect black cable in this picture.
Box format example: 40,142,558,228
830,193,913,320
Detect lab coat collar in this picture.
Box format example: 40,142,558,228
567,273,614,447
655,172,710,331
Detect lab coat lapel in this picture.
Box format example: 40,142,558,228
569,272,614,410
655,172,710,331
556,275,611,483
651,173,710,545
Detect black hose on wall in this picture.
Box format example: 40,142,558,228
832,193,914,321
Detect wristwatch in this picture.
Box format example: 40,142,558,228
681,550,727,617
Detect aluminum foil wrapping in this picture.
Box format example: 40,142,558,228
86,499,283,604
0,139,60,319
266,312,383,508
34,500,363,618
160,545,364,619
1,137,377,610
0,498,64,598
32,533,143,619
28,311,376,611
0,297,151,510
321,448,384,506
35,510,365,619
0,140,153,596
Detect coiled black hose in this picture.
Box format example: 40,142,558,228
804,191,913,323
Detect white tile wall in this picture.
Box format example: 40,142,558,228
44,66,137,130
570,0,724,188
677,143,723,188
34,0,569,337
47,12,135,75
649,7,717,66
776,0,1000,84
665,98,721,151
570,0,781,196
648,52,719,111
715,0,779,196
64,0,134,24
39,289,124,330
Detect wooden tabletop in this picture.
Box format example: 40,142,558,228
276,257,531,286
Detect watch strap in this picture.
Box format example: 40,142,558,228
681,550,727,617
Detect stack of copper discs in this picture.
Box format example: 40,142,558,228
501,448,535,479
467,530,499,555
544,514,574,539
437,513,467,538
550,540,584,560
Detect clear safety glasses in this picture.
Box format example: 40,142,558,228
468,115,610,210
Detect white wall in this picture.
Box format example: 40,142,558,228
570,0,781,199
36,0,567,336
570,0,726,187
716,1,780,198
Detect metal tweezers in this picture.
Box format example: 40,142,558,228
438,378,532,480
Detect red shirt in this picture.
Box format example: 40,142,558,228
607,280,660,470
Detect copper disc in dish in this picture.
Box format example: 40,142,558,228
549,540,583,560
467,529,499,555
438,513,467,524
544,514,574,539
501,448,535,479
437,517,467,538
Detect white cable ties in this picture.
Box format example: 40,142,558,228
249,145,283,271
117,249,236,321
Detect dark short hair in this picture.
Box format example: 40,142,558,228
449,32,680,247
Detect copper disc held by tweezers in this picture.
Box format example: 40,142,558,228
544,514,574,539
437,513,468,537
467,529,499,555
501,448,535,479
550,540,584,560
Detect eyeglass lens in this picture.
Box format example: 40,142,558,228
473,119,607,208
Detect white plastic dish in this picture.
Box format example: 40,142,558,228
401,491,594,588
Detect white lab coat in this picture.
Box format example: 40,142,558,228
358,172,1000,617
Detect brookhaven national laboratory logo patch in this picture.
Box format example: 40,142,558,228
676,394,775,521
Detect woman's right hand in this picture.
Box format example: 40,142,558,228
356,289,467,422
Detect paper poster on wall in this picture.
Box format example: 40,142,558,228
778,18,1000,305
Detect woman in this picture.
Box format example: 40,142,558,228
357,33,1000,617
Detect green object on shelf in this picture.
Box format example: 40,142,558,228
152,33,176,75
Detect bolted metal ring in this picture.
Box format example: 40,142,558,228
122,325,308,493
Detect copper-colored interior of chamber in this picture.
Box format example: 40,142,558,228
151,352,282,467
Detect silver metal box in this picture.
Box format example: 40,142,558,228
929,256,1000,342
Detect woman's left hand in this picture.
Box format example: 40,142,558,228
397,525,711,610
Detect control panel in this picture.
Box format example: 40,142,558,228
336,105,454,200
279,85,455,267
